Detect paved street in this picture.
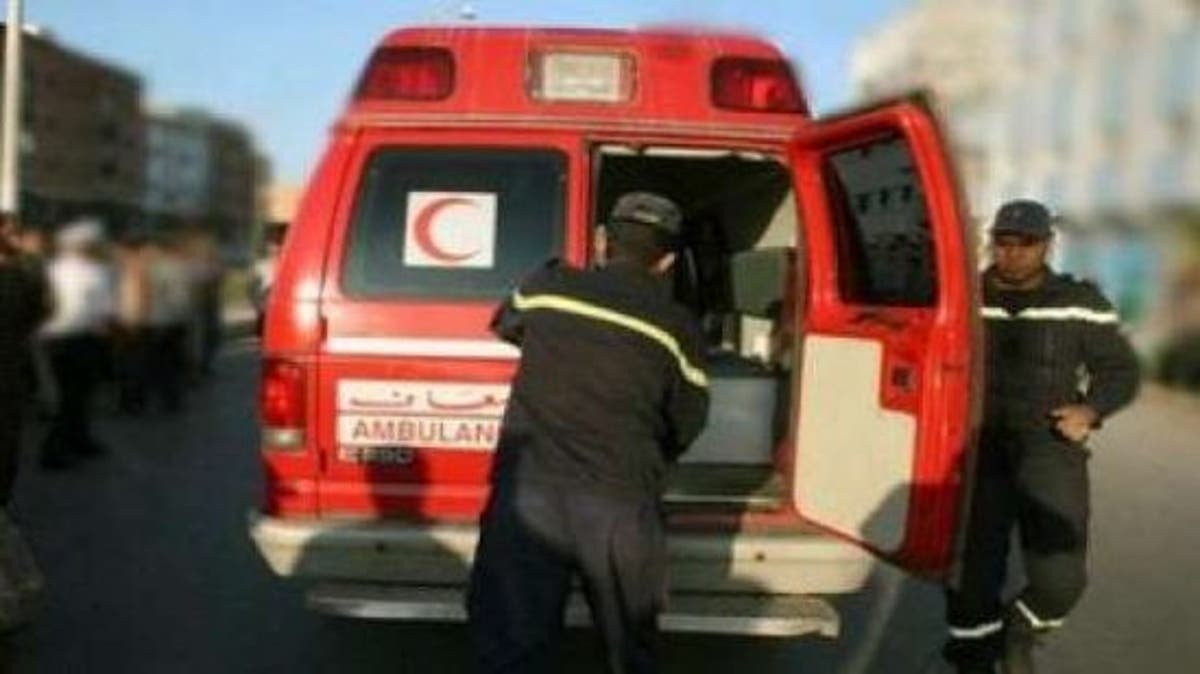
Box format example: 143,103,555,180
4,341,1199,673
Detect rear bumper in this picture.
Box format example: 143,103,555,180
308,583,840,638
249,511,874,595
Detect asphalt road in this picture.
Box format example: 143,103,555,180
4,341,1199,673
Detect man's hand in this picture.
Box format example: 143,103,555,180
1050,405,1099,443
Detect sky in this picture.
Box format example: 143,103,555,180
25,0,910,184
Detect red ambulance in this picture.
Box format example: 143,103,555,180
250,26,980,637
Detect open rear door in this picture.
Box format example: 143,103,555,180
788,97,980,579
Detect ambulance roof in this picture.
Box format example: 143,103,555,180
342,25,810,130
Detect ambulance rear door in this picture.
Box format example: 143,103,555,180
787,97,980,578
312,131,584,519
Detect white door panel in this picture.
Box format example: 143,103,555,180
794,335,915,553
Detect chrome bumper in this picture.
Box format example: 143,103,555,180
307,583,841,638
249,511,874,596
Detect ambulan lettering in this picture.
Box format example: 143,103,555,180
343,416,499,449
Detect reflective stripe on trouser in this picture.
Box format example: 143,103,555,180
944,428,1089,666
1013,598,1067,632
948,619,1004,640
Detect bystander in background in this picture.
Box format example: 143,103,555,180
112,233,152,415
39,218,115,470
145,232,193,413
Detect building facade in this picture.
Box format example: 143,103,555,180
143,107,265,259
144,107,210,220
0,24,145,231
852,1,1010,213
852,0,1200,343
207,119,260,255
0,25,268,257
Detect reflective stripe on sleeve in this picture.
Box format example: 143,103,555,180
981,306,1120,325
1018,307,1120,324
512,291,709,389
949,620,1004,640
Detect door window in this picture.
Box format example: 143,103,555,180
824,135,938,307
342,148,566,300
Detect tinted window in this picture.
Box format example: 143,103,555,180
342,148,566,299
823,135,938,307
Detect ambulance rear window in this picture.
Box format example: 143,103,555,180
341,148,566,299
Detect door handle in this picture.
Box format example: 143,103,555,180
889,363,917,393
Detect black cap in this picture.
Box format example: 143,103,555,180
608,192,683,246
992,199,1053,240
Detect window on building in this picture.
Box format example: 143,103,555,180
1014,1,1041,66
1099,55,1130,135
1108,0,1138,26
98,95,117,117
1057,0,1081,44
1150,150,1189,203
1043,174,1067,212
1007,89,1028,156
1001,179,1025,204
1090,164,1123,211
1050,73,1075,152
1159,24,1200,122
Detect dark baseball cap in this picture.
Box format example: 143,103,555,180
992,199,1053,240
608,192,683,245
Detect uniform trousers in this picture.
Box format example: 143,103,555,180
945,427,1091,667
468,479,668,674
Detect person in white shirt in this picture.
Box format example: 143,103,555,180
40,218,115,469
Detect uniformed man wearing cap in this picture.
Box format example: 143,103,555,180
944,200,1140,674
467,192,709,674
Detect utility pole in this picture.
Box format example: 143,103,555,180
1,0,24,217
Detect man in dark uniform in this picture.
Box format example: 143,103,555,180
945,200,1140,674
0,216,51,507
467,192,709,674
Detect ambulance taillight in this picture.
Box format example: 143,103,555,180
710,57,805,113
260,359,306,450
355,47,455,101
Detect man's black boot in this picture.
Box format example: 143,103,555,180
943,629,1001,674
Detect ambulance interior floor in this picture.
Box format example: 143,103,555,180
663,464,785,513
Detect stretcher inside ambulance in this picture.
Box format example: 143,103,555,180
250,26,980,637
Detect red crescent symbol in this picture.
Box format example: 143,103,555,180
413,197,481,263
